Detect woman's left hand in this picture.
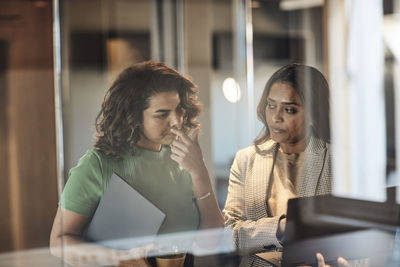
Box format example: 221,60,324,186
298,253,349,267
170,127,207,177
316,253,349,267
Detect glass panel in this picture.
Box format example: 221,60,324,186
207,0,327,208
60,0,152,178
0,0,60,265
1,0,398,266
327,0,388,200
382,2,400,202
56,1,232,266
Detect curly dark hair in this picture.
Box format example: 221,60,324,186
94,61,202,159
255,63,331,149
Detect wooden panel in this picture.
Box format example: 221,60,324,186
0,40,12,252
0,0,58,251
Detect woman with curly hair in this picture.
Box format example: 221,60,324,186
50,61,224,266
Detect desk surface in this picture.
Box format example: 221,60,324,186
256,251,282,267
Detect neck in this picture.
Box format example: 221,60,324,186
279,138,307,154
136,138,162,152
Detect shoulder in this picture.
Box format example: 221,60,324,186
306,135,330,154
235,145,256,159
81,148,122,167
62,150,113,217
86,148,115,162
234,145,256,166
77,148,105,162
72,149,103,173
233,140,276,167
69,148,121,183
68,149,104,178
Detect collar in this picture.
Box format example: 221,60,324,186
255,134,327,156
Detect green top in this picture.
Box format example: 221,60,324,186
61,145,200,234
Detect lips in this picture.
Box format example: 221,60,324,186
271,127,285,133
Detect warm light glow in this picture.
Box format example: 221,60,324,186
383,15,400,61
280,0,324,10
251,1,261,8
222,78,241,103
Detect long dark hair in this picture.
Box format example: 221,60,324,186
94,61,202,159
254,63,330,149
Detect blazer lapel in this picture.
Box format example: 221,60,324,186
251,141,277,219
297,136,327,197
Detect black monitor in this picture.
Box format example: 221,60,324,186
281,187,400,266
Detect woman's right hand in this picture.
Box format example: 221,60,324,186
116,243,157,261
116,243,157,267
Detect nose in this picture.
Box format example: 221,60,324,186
272,108,283,123
169,111,182,129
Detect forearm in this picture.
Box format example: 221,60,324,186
190,166,224,230
51,235,150,267
225,215,282,254
168,128,224,235
50,234,120,266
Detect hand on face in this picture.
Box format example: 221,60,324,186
170,127,207,176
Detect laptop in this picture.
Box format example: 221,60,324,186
257,189,399,266
84,173,166,250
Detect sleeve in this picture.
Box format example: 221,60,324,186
223,149,283,255
60,150,105,217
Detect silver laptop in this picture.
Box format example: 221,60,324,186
84,173,166,249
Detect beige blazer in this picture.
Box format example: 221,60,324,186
223,136,332,267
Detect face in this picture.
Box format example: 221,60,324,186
265,82,306,152
137,91,184,151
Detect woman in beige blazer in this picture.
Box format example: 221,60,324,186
223,63,333,267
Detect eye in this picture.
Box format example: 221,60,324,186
267,102,276,109
155,112,169,119
285,107,297,114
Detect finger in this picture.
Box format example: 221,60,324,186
171,146,186,158
170,140,187,155
170,128,191,145
171,139,189,153
337,257,349,267
170,153,182,164
316,253,328,267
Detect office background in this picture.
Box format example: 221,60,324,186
0,0,399,264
